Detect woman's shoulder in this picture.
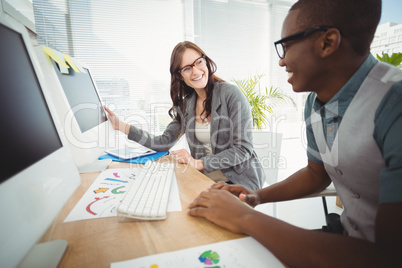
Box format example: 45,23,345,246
214,81,242,97
214,81,237,89
213,81,248,109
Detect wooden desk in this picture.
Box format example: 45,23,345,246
39,159,244,268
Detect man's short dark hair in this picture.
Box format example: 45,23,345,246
290,0,382,56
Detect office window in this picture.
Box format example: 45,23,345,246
33,0,298,134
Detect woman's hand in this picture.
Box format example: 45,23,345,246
188,189,255,234
104,106,129,135
171,149,204,170
209,181,261,208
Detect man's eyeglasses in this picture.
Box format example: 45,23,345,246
179,56,207,77
274,26,330,59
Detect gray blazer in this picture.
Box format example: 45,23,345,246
128,81,264,189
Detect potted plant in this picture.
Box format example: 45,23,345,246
376,52,402,67
232,74,296,130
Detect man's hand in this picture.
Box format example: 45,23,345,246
209,181,260,207
188,189,256,234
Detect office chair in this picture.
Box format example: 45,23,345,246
308,185,343,234
252,131,283,186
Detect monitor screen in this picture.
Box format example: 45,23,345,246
0,14,80,268
51,60,107,133
0,23,62,184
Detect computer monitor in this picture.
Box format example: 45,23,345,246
0,0,35,32
0,13,80,268
34,46,117,173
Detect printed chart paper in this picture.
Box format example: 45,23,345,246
64,168,181,222
110,237,284,268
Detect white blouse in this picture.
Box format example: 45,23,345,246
195,121,212,155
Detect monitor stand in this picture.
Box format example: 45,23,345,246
18,240,68,268
78,159,112,173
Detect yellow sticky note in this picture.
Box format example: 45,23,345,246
66,55,86,73
42,46,69,69
53,49,69,74
63,54,80,73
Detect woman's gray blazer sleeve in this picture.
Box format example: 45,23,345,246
127,120,180,152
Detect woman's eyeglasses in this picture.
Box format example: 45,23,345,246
179,56,207,77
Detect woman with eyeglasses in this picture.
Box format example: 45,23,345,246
105,41,264,190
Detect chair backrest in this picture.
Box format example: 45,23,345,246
252,131,283,186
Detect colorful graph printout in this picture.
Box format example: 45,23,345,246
64,168,181,222
199,250,220,266
110,237,284,268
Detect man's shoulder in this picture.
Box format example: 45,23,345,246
389,79,402,94
375,79,402,118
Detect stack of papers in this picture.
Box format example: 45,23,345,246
106,146,156,160
100,143,167,164
99,151,167,164
101,134,190,164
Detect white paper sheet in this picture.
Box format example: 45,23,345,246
110,237,284,268
64,168,182,222
169,134,191,155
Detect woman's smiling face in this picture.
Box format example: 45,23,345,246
179,48,209,90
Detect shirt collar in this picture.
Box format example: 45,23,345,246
314,54,378,118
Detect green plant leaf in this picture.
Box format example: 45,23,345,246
232,74,296,130
376,52,402,67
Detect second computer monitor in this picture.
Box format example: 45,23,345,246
35,46,117,172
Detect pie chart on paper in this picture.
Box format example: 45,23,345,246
198,250,220,266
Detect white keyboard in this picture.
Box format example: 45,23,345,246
117,162,175,220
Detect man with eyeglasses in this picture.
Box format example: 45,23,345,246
188,0,402,266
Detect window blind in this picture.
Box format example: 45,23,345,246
33,0,298,134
